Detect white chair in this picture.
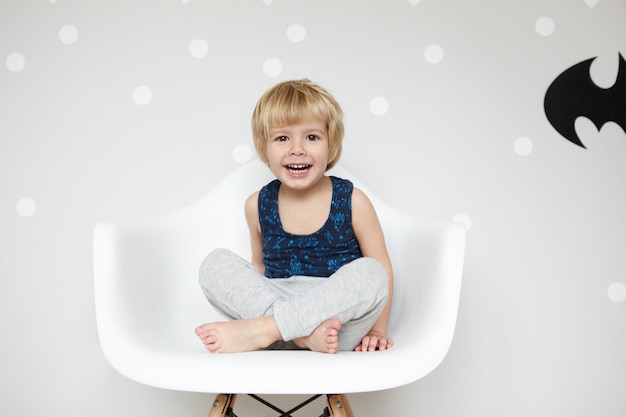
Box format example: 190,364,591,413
93,160,465,416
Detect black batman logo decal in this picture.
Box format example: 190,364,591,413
544,53,626,148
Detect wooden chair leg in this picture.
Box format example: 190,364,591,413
326,394,354,417
208,394,237,417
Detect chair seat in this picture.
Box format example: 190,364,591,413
96,342,449,394
93,160,465,394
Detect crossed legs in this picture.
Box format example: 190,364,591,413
196,249,387,353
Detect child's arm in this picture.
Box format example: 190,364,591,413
245,191,265,275
351,188,394,351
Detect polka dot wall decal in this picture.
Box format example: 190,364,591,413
607,282,626,303
286,24,306,42
59,25,79,45
535,17,555,37
189,39,209,58
133,85,153,105
232,144,253,164
263,57,283,77
453,212,472,231
514,137,533,156
6,52,25,72
424,44,444,64
369,96,389,116
16,197,36,217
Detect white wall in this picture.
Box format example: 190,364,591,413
1,0,625,415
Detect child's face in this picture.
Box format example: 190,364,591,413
266,119,330,190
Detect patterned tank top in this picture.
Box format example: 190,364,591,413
258,176,363,278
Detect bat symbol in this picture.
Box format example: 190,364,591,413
544,53,626,148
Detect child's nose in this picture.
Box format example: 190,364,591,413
289,139,306,155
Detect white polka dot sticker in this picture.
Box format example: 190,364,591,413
453,212,472,231
189,39,209,58
369,96,389,116
16,197,36,217
133,85,153,105
536,17,555,37
181,0,190,4
6,53,25,72
608,282,626,303
232,144,253,164
514,137,533,156
424,44,444,64
59,25,79,45
287,24,306,42
263,57,283,77
408,0,421,6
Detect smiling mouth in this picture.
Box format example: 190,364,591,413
286,164,311,173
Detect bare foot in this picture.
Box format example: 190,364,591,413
195,316,281,353
293,318,342,354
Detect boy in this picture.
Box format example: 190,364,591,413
196,79,393,353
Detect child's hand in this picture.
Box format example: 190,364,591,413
354,331,394,352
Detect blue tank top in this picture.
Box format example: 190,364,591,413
258,176,363,278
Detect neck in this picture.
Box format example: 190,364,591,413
279,175,331,201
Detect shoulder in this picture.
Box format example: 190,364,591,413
245,189,260,214
257,179,280,200
330,176,355,200
351,187,378,223
351,186,372,205
245,190,260,209
328,177,372,211
330,176,353,189
263,178,281,190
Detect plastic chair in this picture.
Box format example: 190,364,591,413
93,160,465,416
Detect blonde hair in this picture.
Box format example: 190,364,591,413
251,79,344,171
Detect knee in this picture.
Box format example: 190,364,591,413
199,248,235,286
202,248,233,264
354,257,389,300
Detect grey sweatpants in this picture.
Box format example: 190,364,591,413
199,248,388,351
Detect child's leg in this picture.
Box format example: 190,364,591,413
271,257,388,351
197,249,287,352
199,248,280,320
198,249,341,353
